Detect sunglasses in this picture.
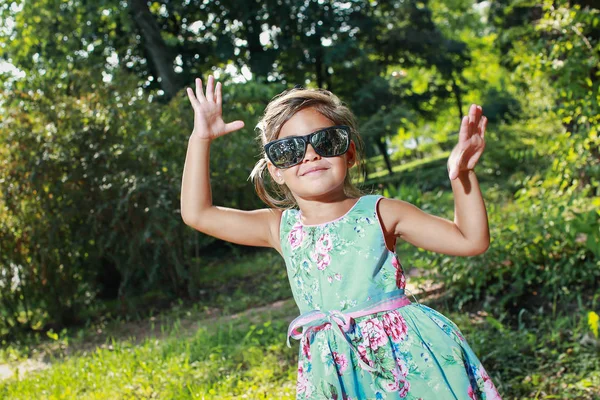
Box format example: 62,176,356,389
264,125,350,169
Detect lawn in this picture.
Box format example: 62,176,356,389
1,249,598,399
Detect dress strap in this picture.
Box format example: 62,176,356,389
279,207,297,243
354,194,383,212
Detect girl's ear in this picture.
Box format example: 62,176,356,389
346,140,357,168
267,161,285,185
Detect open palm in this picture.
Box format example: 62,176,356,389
447,104,488,180
186,75,244,140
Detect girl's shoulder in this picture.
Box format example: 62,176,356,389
279,206,299,228
355,193,386,211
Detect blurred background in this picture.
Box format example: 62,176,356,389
0,0,598,398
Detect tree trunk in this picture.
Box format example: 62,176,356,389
245,21,271,79
315,46,324,88
452,76,464,120
325,62,333,91
362,162,369,181
128,0,180,100
376,138,393,174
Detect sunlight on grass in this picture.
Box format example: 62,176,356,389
2,296,598,399
366,151,450,181
0,302,299,399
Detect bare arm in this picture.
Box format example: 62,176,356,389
180,76,282,252
379,169,489,256
379,104,490,256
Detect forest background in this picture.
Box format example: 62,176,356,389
0,0,599,398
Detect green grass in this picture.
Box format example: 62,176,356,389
1,286,598,399
0,300,300,399
365,151,450,181
187,249,292,314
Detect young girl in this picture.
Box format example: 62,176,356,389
181,75,503,399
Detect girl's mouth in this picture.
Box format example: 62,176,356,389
301,167,328,176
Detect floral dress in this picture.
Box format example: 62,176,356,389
280,195,502,400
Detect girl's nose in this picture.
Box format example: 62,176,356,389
303,144,321,162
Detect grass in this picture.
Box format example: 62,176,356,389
446,295,600,399
365,151,450,182
1,282,599,399
0,299,300,399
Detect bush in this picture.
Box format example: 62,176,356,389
0,72,284,338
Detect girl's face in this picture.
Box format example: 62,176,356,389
267,107,356,201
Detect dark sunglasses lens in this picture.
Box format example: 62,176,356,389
312,128,349,156
267,137,305,168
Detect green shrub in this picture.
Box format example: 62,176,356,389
0,72,285,338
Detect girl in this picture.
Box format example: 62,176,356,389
181,75,503,399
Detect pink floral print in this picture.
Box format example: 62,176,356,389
312,251,331,270
289,222,305,249
316,233,333,252
359,317,388,351
332,351,349,375
481,368,503,399
382,310,409,342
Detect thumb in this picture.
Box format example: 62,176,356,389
223,120,245,135
448,166,454,180
449,168,458,180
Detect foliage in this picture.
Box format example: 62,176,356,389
436,177,599,312
376,0,600,314
0,0,598,353
451,296,600,398
385,119,599,314
0,69,283,337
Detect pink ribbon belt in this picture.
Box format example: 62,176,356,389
286,289,413,372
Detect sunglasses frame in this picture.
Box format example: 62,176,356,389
264,125,351,169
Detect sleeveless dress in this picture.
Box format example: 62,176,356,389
280,194,502,400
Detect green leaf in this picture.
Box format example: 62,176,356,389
588,311,599,338
486,316,506,333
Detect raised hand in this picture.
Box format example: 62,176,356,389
186,75,245,141
447,104,487,180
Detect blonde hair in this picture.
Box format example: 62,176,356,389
249,87,366,209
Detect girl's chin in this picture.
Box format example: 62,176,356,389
290,184,347,200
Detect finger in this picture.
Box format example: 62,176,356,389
458,115,469,143
474,106,483,132
215,81,222,106
186,87,200,108
473,105,481,122
223,120,245,134
468,104,475,122
468,104,478,138
449,162,461,180
467,150,483,170
449,165,457,180
195,78,206,102
479,116,488,139
206,75,214,103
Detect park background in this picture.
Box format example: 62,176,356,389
0,0,599,398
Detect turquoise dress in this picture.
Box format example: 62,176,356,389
280,195,502,400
